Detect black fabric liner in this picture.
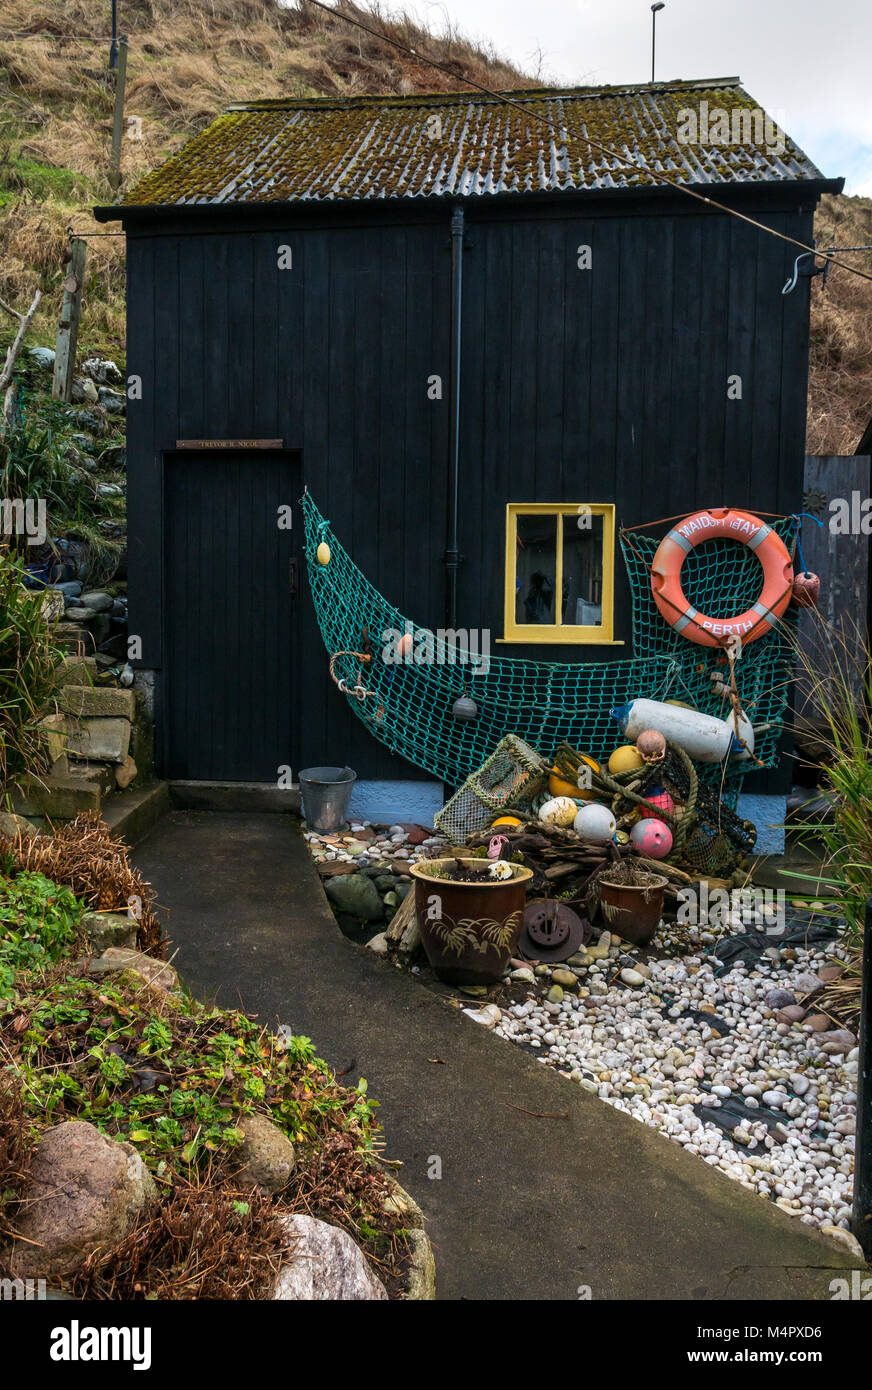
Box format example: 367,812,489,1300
710,913,839,969
694,1095,787,1142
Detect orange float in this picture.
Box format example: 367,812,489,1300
651,508,794,648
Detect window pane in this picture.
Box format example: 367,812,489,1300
515,513,557,626
561,513,604,626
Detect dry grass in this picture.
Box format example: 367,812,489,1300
69,1172,291,1300
0,0,531,353
0,2,867,439
0,1072,33,1250
1,811,166,957
807,194,872,456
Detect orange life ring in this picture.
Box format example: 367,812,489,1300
651,508,794,648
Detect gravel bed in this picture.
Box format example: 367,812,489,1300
494,919,858,1240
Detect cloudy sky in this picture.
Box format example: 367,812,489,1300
378,0,872,195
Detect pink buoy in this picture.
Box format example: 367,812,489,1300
630,818,673,858
791,572,820,608
636,728,666,764
638,787,675,820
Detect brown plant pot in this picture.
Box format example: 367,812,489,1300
598,874,668,945
409,857,533,985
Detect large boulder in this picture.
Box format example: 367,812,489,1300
6,1121,156,1280
231,1114,295,1194
273,1215,387,1300
324,872,384,921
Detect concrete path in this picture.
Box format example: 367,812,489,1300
134,811,863,1301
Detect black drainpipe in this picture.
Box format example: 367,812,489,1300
445,203,464,629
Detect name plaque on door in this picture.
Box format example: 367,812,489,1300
175,439,284,449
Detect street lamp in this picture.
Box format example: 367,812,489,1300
110,0,119,70
651,2,665,84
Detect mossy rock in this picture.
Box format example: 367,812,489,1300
380,1172,435,1300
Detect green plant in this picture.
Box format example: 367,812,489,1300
7,971,379,1178
0,392,124,581
0,553,64,784
0,871,83,1002
793,614,872,950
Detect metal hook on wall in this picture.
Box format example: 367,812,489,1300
782,250,825,295
783,244,872,295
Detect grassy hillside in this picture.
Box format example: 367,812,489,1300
807,193,872,456
0,0,868,451
0,0,529,356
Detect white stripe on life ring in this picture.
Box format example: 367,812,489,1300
747,523,771,551
752,599,777,624
666,527,692,553
673,605,699,633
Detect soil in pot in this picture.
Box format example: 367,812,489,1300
409,856,533,985
596,867,667,946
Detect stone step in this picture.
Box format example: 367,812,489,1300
60,685,136,720
59,655,98,686
103,780,170,846
39,712,131,765
53,624,96,655
11,768,109,818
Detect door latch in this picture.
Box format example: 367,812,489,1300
289,556,299,598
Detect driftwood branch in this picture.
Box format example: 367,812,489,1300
0,288,41,431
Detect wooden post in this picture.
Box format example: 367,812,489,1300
109,36,128,191
51,238,87,403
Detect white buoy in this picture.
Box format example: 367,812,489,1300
573,802,616,844
539,796,577,828
611,697,754,763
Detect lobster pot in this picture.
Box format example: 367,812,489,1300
434,735,547,841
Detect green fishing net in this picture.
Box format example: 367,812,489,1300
303,491,797,802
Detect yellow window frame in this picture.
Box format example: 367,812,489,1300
501,502,620,645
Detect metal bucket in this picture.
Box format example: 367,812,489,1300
299,765,357,833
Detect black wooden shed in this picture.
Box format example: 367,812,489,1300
96,77,842,807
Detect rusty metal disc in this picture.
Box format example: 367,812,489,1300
519,899,590,962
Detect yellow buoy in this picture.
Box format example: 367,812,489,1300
316,541,331,566
608,744,645,775
549,771,580,799
492,814,522,828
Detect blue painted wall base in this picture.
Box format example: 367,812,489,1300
347,779,444,826
736,794,786,856
344,783,785,852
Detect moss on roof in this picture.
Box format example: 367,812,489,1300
123,78,823,207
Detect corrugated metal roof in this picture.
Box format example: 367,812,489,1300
124,78,824,207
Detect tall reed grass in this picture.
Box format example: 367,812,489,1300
0,551,63,787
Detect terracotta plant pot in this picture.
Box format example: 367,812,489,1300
409,857,533,985
597,873,668,945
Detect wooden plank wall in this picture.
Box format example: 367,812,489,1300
797,454,872,716
125,198,817,782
